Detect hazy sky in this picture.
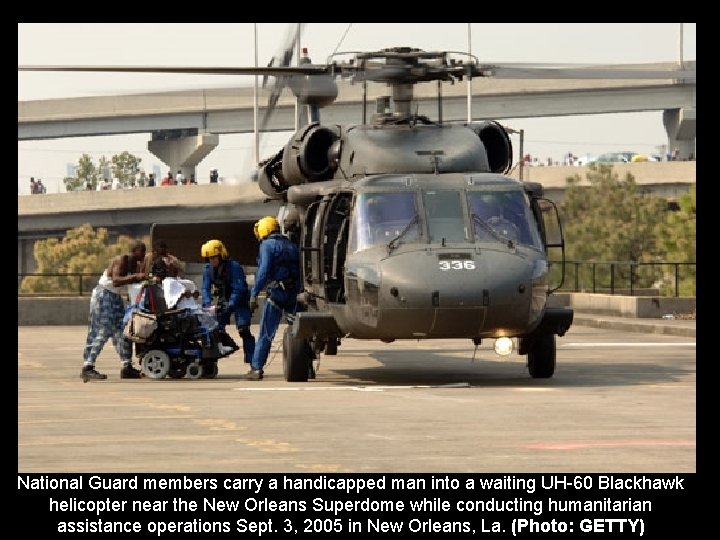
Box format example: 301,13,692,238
18,23,696,194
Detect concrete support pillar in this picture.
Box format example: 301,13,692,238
148,132,220,180
663,107,696,160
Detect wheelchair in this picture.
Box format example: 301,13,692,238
128,282,238,379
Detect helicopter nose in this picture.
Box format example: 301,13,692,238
376,249,537,338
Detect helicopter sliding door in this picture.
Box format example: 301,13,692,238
300,192,353,307
534,197,567,293
301,200,320,291
322,193,352,304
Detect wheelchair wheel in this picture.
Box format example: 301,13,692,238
168,366,186,379
140,350,170,379
201,362,218,379
186,363,203,379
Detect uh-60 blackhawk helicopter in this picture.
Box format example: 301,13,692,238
19,37,694,382
252,46,574,382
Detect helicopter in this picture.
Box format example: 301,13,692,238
245,46,575,383
19,34,694,383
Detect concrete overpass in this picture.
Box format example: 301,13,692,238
17,62,696,274
17,161,696,232
17,161,696,275
18,61,697,173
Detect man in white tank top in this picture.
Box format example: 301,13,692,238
81,241,149,381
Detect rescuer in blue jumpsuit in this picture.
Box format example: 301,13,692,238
200,239,255,364
245,216,301,380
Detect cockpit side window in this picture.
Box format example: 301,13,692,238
351,191,419,252
468,190,543,249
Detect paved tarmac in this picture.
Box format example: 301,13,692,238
18,314,696,473
573,312,696,338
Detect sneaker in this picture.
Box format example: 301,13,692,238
244,368,263,381
120,364,142,379
218,344,235,355
81,365,107,382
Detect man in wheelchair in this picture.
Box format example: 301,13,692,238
125,258,238,379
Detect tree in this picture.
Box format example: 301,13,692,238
19,224,148,295
559,164,669,292
62,152,142,191
63,154,98,192
112,151,142,188
655,185,696,296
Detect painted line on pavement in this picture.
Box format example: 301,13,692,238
561,342,695,347
525,440,695,450
234,383,471,392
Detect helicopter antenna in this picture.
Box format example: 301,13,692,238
437,79,443,124
362,80,367,124
332,23,353,55
253,24,259,166
466,23,473,123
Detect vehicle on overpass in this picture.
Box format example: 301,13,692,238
20,38,692,382
591,151,644,164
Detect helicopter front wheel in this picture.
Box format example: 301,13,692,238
527,334,556,379
282,327,313,382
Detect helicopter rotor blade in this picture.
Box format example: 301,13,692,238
259,23,306,135
17,64,328,76
261,23,305,87
473,63,695,82
19,58,694,91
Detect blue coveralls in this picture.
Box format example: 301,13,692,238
201,258,256,363
250,233,301,371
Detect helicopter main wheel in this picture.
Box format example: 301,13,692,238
186,363,203,379
282,326,312,382
140,350,171,379
201,362,218,379
527,334,556,379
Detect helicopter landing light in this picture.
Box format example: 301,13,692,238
494,337,514,356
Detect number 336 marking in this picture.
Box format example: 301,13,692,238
439,260,475,271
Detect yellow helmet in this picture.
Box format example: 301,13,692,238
201,239,228,258
254,216,280,241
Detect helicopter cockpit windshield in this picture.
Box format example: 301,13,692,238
351,186,543,252
468,190,543,249
353,191,420,251
422,190,467,244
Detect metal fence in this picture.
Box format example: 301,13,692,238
18,272,98,296
551,261,696,297
17,272,203,297
19,261,695,297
